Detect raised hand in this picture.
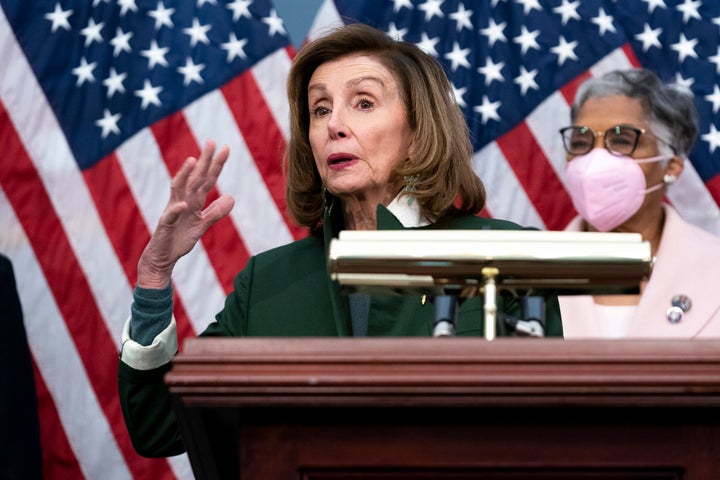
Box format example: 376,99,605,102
137,140,236,289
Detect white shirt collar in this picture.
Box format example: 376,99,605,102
385,193,430,228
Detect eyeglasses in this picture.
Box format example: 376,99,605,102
559,125,646,157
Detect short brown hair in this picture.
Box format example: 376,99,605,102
285,22,486,231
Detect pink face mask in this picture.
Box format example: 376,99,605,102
565,148,671,232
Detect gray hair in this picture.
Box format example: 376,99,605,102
570,68,698,158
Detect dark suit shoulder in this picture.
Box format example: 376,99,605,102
434,214,526,231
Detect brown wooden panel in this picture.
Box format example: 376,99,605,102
165,339,720,480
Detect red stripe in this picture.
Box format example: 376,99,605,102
622,43,642,67
221,71,307,240
0,101,176,480
706,173,720,206
82,153,195,342
496,122,577,230
150,112,250,294
32,359,85,479
559,71,591,106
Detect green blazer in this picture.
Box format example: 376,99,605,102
119,205,563,457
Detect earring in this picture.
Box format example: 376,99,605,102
663,173,677,184
403,175,418,205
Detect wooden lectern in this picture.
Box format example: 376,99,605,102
165,338,720,480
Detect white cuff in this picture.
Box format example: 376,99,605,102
120,316,178,370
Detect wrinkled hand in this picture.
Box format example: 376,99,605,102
137,140,235,289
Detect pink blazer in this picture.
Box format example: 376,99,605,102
560,205,720,338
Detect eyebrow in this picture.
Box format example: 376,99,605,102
308,75,387,96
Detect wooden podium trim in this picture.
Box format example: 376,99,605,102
166,338,720,408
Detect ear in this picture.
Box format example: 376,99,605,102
666,155,684,180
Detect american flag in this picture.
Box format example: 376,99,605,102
1,0,719,479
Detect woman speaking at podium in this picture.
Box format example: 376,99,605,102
118,23,563,457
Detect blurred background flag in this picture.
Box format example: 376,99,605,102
0,0,302,478
1,0,719,479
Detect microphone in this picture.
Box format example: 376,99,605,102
499,296,546,337
432,294,458,337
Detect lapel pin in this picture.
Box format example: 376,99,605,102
666,294,692,324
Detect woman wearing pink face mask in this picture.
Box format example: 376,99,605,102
558,68,720,338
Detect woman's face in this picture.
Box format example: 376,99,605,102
307,54,413,207
572,94,681,229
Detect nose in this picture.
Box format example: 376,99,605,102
327,109,348,139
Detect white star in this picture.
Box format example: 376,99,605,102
551,36,578,66
102,68,127,98
393,0,414,12
416,33,440,57
513,25,540,55
452,84,467,109
197,0,217,6
674,72,694,89
705,85,720,114
221,32,248,62
449,3,473,32
227,0,252,22
262,9,286,36
714,16,720,27
80,18,104,47
177,57,205,86
676,0,701,23
418,0,444,21
516,0,542,15
44,3,72,33
96,109,121,139
387,22,408,41
477,57,505,86
473,95,501,124
634,23,662,52
92,0,110,6
480,18,506,47
701,123,720,154
642,0,666,13
553,0,580,26
709,46,720,74
117,0,138,17
444,41,471,71
183,18,211,47
148,1,175,30
591,8,616,36
671,33,698,63
514,65,539,95
71,57,96,86
141,40,169,69
110,27,133,57
135,79,163,109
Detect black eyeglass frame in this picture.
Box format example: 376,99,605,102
558,125,646,157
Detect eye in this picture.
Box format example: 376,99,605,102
311,106,330,117
357,97,374,110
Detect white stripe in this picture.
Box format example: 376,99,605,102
0,7,131,347
115,130,226,334
473,142,545,229
252,48,293,141
166,454,194,480
0,187,132,480
183,88,294,254
589,47,634,76
307,0,344,41
668,161,720,235
526,90,573,191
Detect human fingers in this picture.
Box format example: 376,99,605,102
186,139,218,191
200,194,235,229
199,144,230,195
170,156,197,201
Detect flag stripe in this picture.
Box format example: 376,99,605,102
0,104,175,480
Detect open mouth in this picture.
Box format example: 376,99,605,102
328,154,356,166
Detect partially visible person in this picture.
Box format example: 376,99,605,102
0,253,42,480
118,23,563,458
558,68,720,338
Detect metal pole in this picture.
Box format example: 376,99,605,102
482,267,499,341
